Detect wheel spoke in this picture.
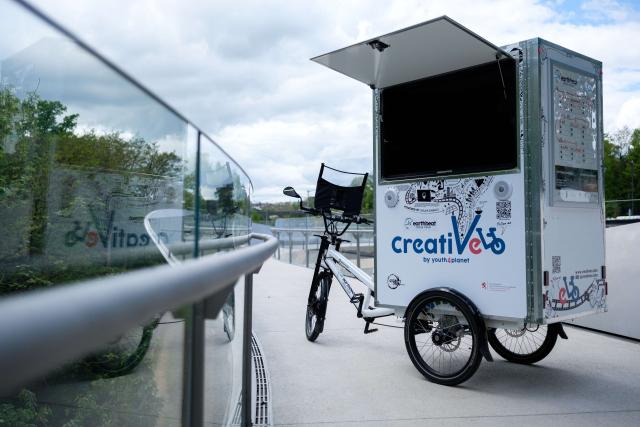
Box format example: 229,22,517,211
408,296,478,382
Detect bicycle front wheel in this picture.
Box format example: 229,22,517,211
306,274,330,341
404,290,482,386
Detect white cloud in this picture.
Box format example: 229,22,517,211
615,96,640,129
581,0,636,22
9,0,640,200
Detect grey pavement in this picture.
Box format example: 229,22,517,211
253,259,640,426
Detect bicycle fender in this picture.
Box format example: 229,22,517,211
407,287,494,362
552,323,569,340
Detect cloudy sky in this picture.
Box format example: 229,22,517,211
21,0,640,200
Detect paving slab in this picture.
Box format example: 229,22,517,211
253,259,640,426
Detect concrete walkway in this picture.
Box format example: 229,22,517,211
253,259,640,426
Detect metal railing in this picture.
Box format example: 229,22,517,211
271,227,374,268
0,233,277,425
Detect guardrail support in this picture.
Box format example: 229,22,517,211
288,232,293,264
356,233,361,268
190,301,205,427
305,232,310,268
242,273,254,427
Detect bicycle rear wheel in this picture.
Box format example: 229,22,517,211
306,274,330,341
488,324,559,364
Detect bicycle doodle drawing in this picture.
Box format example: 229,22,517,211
545,275,606,318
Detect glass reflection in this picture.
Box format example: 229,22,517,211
1,0,195,424
198,135,251,426
1,1,256,425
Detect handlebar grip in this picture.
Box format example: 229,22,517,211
300,206,320,216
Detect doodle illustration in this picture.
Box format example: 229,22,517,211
545,276,606,317
403,177,493,235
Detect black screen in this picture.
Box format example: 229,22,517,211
380,58,518,180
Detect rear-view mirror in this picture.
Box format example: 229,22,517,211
283,186,301,199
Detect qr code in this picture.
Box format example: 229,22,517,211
552,256,561,274
496,201,511,220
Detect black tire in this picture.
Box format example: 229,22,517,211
86,320,157,377
404,290,482,386
306,274,330,341
488,323,559,364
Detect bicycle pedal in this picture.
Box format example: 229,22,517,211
350,294,363,304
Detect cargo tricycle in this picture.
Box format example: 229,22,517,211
284,17,607,385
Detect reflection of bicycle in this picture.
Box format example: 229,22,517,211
222,292,235,341
85,318,159,377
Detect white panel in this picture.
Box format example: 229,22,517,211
571,222,640,339
539,42,606,322
312,16,509,88
374,173,528,320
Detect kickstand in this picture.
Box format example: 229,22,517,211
364,319,378,334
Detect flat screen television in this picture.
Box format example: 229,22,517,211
380,58,518,181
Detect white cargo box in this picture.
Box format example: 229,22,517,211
313,16,606,326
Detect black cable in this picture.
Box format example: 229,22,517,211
496,54,507,100
371,321,404,329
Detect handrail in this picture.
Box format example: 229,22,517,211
0,233,277,394
143,209,253,264
271,226,374,268
271,227,373,234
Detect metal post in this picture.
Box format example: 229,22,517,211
305,232,310,268
190,301,205,427
356,232,361,268
631,159,635,216
288,232,293,264
276,232,280,260
242,274,254,427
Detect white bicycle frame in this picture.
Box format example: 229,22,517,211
323,245,395,319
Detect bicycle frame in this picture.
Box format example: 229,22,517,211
312,231,394,320
325,248,394,318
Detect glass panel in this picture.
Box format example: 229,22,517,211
551,62,600,205
204,280,245,426
0,0,197,424
198,134,252,425
198,134,251,251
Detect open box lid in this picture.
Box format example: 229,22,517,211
311,16,511,89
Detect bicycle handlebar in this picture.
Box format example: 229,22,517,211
299,204,373,226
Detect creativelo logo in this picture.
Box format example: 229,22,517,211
391,214,505,260
404,217,436,230
64,209,152,249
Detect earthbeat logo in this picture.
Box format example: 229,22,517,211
392,214,505,264
404,217,436,230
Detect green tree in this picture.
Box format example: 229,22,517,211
603,127,640,217
1,87,175,426
350,173,373,213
